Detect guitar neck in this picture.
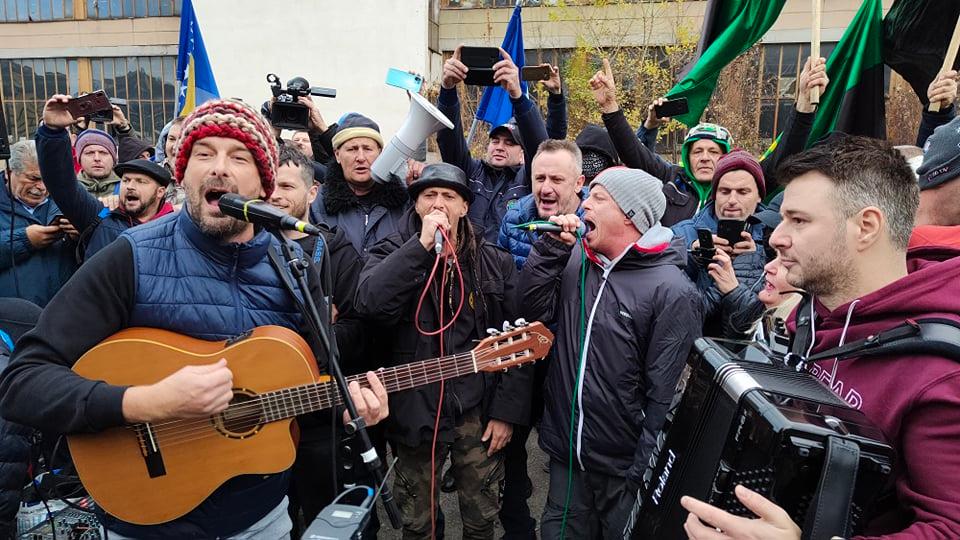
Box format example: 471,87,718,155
257,350,480,422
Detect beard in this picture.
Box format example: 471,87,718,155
124,192,158,220
284,197,309,223
787,227,856,299
185,179,248,241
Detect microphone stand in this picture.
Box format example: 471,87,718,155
265,227,402,531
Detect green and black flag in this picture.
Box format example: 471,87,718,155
884,0,960,105
666,0,787,127
806,0,886,146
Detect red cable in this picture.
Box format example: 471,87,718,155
411,225,466,540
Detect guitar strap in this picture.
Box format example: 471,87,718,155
267,245,329,371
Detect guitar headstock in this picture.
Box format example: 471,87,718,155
473,320,554,372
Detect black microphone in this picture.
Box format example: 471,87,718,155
218,193,321,236
521,221,590,236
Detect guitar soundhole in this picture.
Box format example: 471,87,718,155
212,388,264,439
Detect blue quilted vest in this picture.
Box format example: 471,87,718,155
106,209,306,538
122,209,304,340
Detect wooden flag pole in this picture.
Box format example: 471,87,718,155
930,17,960,113
811,0,822,105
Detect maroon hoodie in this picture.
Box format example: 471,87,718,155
791,246,960,539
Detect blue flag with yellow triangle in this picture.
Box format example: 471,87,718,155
176,0,219,117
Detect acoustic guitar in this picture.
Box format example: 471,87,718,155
66,321,553,525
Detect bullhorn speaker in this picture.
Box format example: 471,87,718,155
371,92,453,183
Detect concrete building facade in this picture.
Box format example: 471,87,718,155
0,0,890,145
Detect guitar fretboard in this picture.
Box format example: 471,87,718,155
256,350,480,422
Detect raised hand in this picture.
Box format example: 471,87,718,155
442,45,468,90
589,58,618,114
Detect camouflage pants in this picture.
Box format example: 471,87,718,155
394,407,505,540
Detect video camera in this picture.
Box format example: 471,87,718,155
267,73,336,131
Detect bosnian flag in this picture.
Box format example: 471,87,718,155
175,0,220,117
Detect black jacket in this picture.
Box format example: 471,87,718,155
520,229,702,490
602,107,814,226
355,208,532,448
0,340,31,539
0,299,41,539
35,124,175,262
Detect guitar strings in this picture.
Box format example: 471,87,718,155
125,347,528,448
123,343,537,448
128,349,481,437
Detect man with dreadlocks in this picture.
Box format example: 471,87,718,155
356,162,532,540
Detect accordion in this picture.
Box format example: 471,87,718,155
629,338,894,539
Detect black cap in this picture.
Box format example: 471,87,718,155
489,121,521,145
408,163,473,203
114,159,173,187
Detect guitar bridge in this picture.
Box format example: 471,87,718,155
135,423,167,478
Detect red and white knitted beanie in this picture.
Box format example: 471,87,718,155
174,99,279,198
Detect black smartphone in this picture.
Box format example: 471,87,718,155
461,46,501,86
66,90,112,121
717,219,748,245
521,65,552,82
47,213,65,226
653,97,689,118
696,228,715,251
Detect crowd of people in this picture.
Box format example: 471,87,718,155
0,42,958,540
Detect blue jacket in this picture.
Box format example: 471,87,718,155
0,182,77,307
95,209,305,537
123,209,305,340
497,188,588,270
436,88,550,242
35,124,175,262
672,205,768,336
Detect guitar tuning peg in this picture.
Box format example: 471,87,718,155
486,328,501,337
514,318,528,328
502,321,514,332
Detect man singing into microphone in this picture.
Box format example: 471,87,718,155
0,97,389,539
520,167,701,539
355,163,532,539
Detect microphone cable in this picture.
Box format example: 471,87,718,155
412,224,465,540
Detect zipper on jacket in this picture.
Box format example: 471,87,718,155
231,246,242,330
574,275,610,470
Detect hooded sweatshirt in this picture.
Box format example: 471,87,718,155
793,246,960,539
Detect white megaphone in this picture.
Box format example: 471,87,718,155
372,92,454,183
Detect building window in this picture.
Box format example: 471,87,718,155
90,56,177,141
0,0,74,22
86,0,181,19
1,57,79,142
757,42,850,143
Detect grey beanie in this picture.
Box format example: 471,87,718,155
917,115,960,191
590,167,666,233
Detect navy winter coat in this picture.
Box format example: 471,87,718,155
496,188,588,270
310,162,409,258
0,181,77,307
35,124,175,262
436,88,550,242
672,205,767,337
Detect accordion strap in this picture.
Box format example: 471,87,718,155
801,436,860,540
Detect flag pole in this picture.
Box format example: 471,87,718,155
810,0,822,105
929,16,960,113
466,117,480,146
